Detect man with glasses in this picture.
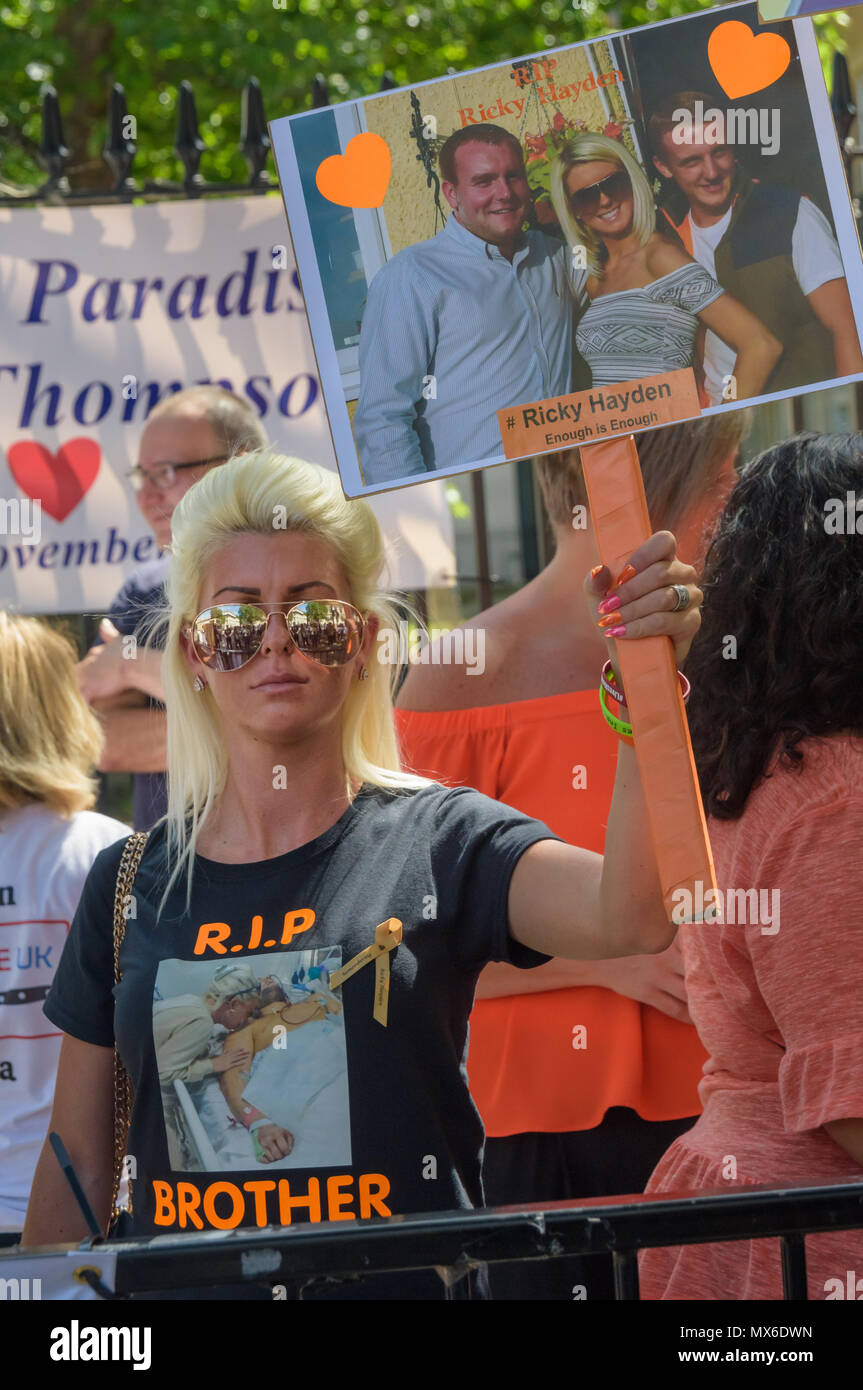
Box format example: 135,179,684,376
76,386,267,829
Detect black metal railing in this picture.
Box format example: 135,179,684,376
11,1175,859,1300
0,72,395,207
4,50,858,211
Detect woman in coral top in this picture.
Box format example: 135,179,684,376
396,414,744,1299
639,432,863,1300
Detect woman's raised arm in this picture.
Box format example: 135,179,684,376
508,531,701,960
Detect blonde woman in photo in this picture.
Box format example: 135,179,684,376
550,132,781,398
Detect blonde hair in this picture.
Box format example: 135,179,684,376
159,449,429,911
550,132,655,279
0,612,104,818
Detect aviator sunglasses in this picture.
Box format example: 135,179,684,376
185,600,366,672
567,167,631,219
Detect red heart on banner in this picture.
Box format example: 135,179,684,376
6,438,102,522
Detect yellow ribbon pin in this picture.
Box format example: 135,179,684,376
329,917,402,1026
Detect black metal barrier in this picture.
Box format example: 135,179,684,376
0,71,394,207
17,1174,862,1301
5,53,858,215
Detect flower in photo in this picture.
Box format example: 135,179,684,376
520,114,636,235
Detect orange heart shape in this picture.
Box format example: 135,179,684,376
708,20,791,100
315,132,391,209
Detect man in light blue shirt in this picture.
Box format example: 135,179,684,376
354,125,575,484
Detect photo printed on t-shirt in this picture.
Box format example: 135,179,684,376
152,949,351,1172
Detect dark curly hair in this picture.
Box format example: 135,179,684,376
686,432,863,820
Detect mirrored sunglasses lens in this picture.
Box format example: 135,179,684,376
193,608,266,670
287,602,362,666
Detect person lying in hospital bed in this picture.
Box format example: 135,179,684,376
216,974,347,1165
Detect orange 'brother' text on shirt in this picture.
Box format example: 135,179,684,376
153,1173,392,1229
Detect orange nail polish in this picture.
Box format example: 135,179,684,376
597,613,619,628
615,564,637,586
590,564,604,579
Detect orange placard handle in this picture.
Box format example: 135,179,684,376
581,435,719,923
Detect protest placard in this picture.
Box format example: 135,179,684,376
271,1,863,498
270,0,863,917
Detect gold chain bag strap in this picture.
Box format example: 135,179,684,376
110,829,149,1229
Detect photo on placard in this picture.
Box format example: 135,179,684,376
270,0,863,497
153,949,351,1173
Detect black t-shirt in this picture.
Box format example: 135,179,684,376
45,783,555,1258
108,555,171,832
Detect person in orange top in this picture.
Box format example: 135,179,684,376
395,414,745,1299
639,432,863,1299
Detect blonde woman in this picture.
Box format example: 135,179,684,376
550,132,781,398
0,613,128,1237
25,449,701,1299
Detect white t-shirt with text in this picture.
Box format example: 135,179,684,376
688,197,845,404
0,803,129,1230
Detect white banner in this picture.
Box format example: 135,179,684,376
0,195,455,614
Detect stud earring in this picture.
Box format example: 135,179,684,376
358,667,369,681
193,675,205,692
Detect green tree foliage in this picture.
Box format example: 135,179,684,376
1,0,737,191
